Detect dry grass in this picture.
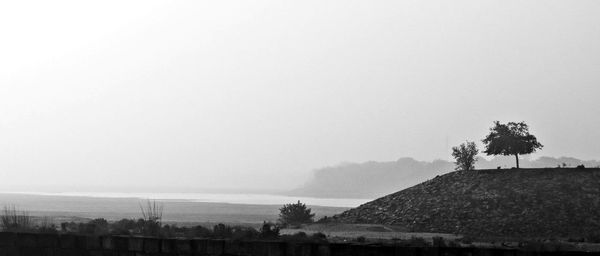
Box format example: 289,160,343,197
139,200,163,223
1,205,34,232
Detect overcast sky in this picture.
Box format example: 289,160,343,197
1,0,599,192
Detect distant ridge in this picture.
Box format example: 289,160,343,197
332,168,600,239
290,156,600,199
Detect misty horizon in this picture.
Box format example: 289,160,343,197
2,1,599,193
1,155,597,195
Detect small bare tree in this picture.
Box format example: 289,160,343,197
139,200,163,236
452,141,479,171
140,200,163,223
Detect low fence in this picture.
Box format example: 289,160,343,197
0,232,592,256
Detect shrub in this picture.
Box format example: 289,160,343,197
213,223,233,238
1,206,33,232
139,200,163,236
259,221,280,239
111,218,138,235
159,224,214,239
280,231,328,243
37,217,58,233
278,201,315,227
231,226,259,240
191,225,213,238
77,218,109,235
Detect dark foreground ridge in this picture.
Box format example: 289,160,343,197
332,168,600,239
0,232,594,256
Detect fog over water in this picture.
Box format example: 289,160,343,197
6,192,368,208
1,1,599,193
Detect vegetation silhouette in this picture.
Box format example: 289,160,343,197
482,121,543,168
278,200,315,227
451,141,479,171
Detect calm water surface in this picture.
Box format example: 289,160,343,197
12,191,370,208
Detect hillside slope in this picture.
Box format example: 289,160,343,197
331,168,600,239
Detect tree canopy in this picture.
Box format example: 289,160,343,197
482,121,543,168
452,141,479,171
278,200,315,227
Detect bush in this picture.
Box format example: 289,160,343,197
160,224,214,239
192,225,213,238
231,226,259,240
213,223,233,238
76,218,109,235
139,200,163,237
280,231,328,243
111,218,138,235
59,218,265,240
278,201,315,227
259,222,280,239
1,206,33,232
37,217,58,233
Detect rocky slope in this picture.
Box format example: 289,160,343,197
332,168,600,239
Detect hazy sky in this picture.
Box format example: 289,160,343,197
1,0,599,191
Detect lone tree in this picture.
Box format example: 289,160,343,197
482,121,543,168
278,200,315,227
451,141,479,171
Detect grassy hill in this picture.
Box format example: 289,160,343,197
331,168,600,240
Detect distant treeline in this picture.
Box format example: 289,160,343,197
291,156,600,198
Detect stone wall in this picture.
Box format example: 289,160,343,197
0,232,591,256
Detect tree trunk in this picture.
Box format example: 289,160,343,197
515,154,520,169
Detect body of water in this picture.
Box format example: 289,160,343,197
8,191,370,208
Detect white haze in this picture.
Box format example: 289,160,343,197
0,1,599,192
